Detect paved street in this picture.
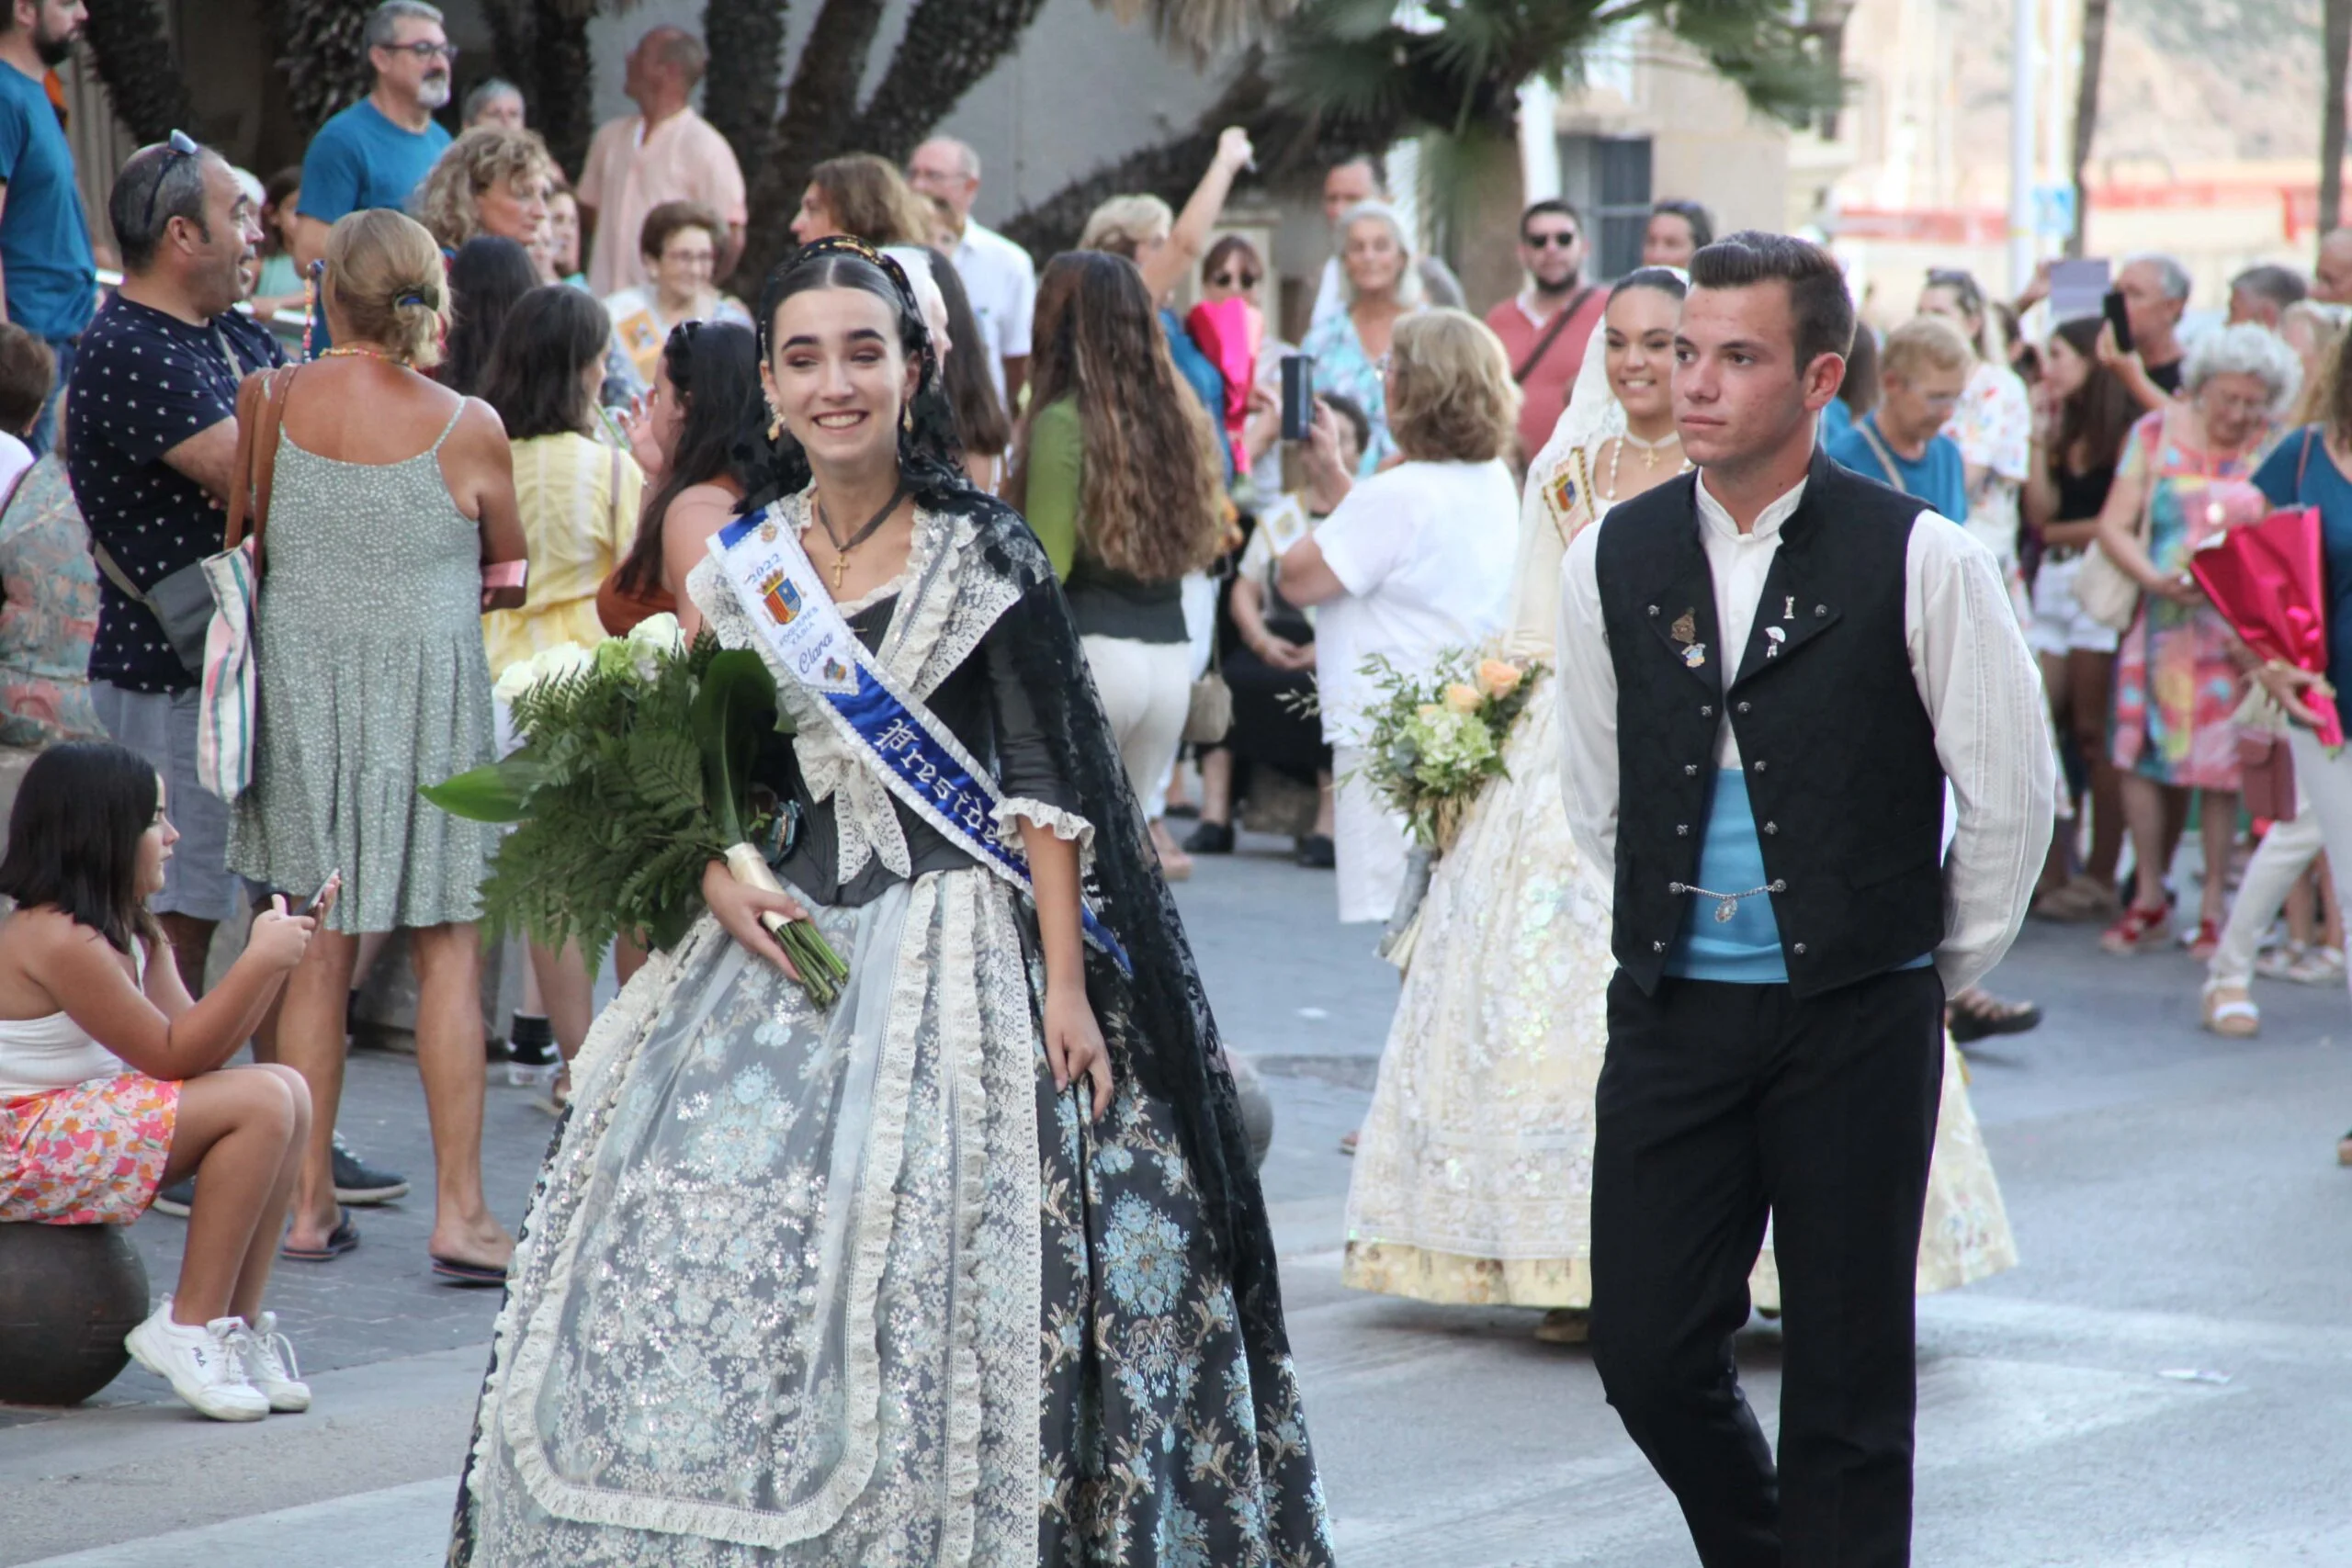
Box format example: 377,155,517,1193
6,830,2352,1565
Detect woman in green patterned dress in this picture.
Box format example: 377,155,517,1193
227,209,528,1283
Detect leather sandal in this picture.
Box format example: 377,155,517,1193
2200,985,2260,1039
2100,900,2171,954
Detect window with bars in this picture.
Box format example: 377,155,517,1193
1557,134,1654,281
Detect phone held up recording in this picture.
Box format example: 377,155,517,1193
1280,353,1317,444
2102,288,2135,356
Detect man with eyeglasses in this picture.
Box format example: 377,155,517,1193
0,0,94,456
291,0,454,282
1483,198,1606,468
908,135,1035,409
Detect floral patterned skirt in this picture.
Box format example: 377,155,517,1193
452,869,1331,1567
0,1073,181,1225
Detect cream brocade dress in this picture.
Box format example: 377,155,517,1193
1341,433,2019,1312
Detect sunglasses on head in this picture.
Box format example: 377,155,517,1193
1522,231,1579,250
140,130,201,236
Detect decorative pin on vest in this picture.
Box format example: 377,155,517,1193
1670,608,1705,670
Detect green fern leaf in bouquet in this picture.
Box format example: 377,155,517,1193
422,615,850,1003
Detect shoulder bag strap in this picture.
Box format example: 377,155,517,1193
90,537,150,605
1853,417,1908,495
2298,424,2318,493
607,439,624,542
222,364,297,562
2133,411,2166,547
1511,288,1594,385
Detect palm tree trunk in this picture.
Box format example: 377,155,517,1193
730,0,1053,283
273,0,376,134
2324,0,2351,231
2065,0,2107,255
700,0,788,175
528,0,594,179
80,0,195,142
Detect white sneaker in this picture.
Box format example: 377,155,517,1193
232,1312,311,1413
125,1298,268,1421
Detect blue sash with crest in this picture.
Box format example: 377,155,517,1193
712,507,1132,975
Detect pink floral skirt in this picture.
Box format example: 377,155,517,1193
0,1073,181,1224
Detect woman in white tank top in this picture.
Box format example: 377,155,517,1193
0,741,322,1420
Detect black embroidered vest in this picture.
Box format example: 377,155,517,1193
1593,450,1947,998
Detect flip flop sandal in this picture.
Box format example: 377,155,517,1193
281,1207,359,1262
430,1255,510,1287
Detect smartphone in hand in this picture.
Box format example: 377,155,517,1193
2102,288,2135,355
300,868,342,919
1280,354,1317,443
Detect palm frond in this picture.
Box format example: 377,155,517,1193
1097,0,1309,63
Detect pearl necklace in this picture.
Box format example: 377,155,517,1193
1602,430,1690,500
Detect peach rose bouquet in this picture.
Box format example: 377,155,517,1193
1351,649,1548,852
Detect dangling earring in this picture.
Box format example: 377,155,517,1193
900,402,913,434
766,398,786,444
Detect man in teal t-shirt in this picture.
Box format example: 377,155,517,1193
0,0,97,455
293,0,455,348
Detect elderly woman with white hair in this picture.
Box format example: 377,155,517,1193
2094,321,2302,957
1299,200,1425,473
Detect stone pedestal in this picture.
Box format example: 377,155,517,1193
0,1224,150,1405
1225,1050,1275,1170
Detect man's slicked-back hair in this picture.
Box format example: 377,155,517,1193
1689,230,1855,374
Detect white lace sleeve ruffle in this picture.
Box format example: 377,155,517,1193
990,798,1094,868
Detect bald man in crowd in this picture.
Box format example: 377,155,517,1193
908,135,1035,407
576,25,747,293
2315,228,2352,306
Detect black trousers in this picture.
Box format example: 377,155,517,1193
1589,966,1945,1568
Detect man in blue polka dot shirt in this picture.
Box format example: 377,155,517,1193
66,136,280,992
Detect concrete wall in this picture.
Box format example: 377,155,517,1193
1554,29,1793,243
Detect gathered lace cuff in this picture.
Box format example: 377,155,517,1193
991,798,1094,866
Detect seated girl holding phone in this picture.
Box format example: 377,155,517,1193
0,742,333,1421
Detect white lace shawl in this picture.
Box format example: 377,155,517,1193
688,489,1034,886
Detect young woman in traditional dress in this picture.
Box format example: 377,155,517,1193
450,239,1332,1566
1343,268,2019,1345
